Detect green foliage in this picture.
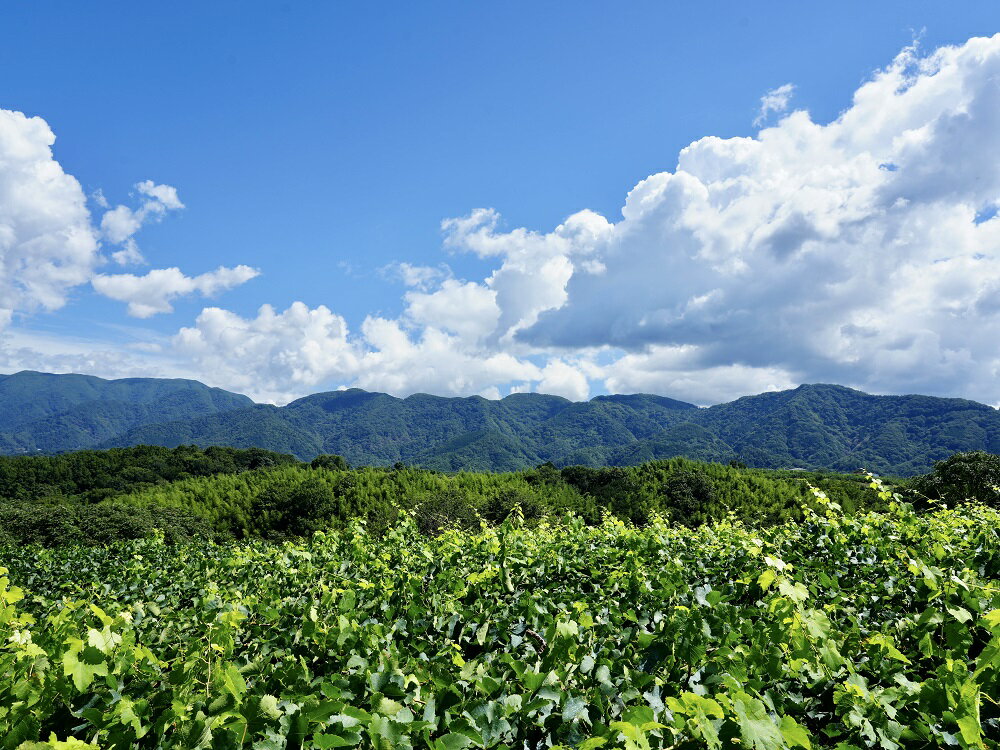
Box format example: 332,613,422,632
311,454,349,471
0,444,299,504
480,488,544,525
250,477,343,539
103,384,1000,476
5,374,1000,475
413,488,481,536
1,446,876,546
114,464,590,539
0,445,300,547
1,486,998,747
0,370,251,454
661,468,716,526
0,499,213,546
114,457,845,540
911,450,1000,508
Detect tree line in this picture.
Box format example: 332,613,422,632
1,444,997,546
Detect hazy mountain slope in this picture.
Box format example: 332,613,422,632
103,383,1000,475
692,384,1000,475
109,405,324,460
7,372,999,475
0,371,253,454
106,389,701,466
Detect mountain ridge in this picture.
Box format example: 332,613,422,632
0,370,254,454
2,371,997,475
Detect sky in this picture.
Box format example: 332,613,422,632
2,2,1000,405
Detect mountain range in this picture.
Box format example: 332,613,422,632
1,370,997,475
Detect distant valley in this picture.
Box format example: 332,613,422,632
1,370,997,475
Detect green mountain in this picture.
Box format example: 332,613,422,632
695,384,1000,475
2,371,997,474
0,371,253,454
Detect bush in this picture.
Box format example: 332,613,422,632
250,477,345,539
414,488,480,536
561,466,650,525
911,450,1000,508
311,454,349,471
0,499,212,546
662,469,716,526
481,488,543,524
0,502,83,546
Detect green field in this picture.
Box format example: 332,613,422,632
2,476,999,748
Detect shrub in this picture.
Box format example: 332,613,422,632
662,469,716,526
911,450,1000,508
414,488,479,536
481,488,543,524
0,499,212,546
311,454,349,471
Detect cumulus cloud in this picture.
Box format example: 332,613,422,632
0,325,187,382
754,83,795,126
403,279,500,342
92,265,260,318
172,302,357,402
169,301,544,403
498,34,1000,405
537,359,591,401
442,207,612,345
140,34,1000,406
9,37,1000,408
0,107,247,331
0,109,100,321
601,346,797,405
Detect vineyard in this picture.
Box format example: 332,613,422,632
2,481,999,748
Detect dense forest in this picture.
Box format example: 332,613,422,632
2,443,997,548
4,371,1000,475
0,371,252,455
0,444,868,546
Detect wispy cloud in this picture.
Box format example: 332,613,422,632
754,82,795,126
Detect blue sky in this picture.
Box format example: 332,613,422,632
2,3,1000,404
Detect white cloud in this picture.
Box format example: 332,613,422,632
442,207,612,345
100,179,185,265
0,109,101,320
0,326,188,382
403,279,499,342
136,35,1000,406
601,345,796,405
170,302,545,403
0,107,247,331
353,317,541,400
380,261,451,290
173,302,359,402
538,359,590,401
508,34,1000,405
754,83,795,126
110,242,146,266
9,37,1000,409
92,265,260,318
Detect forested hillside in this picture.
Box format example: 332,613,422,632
3,372,999,475
109,384,1000,475
0,371,252,454
0,444,879,546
